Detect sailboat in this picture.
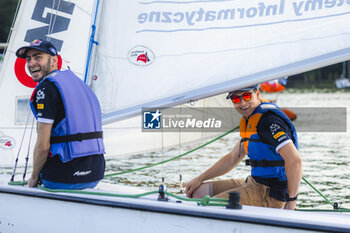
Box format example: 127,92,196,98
335,61,350,88
1,0,350,232
0,0,226,167
260,77,297,121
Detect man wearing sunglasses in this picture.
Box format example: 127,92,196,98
185,86,302,210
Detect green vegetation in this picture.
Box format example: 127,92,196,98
0,0,19,43
288,62,348,89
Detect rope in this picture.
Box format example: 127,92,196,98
10,111,32,182
104,127,238,178
8,181,27,186
37,186,228,206
301,176,350,212
8,123,349,211
8,180,350,211
3,0,21,56
297,177,350,212
23,117,35,183
47,0,62,39
302,177,334,207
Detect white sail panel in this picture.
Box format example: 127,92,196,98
102,93,236,157
90,0,350,123
0,0,94,166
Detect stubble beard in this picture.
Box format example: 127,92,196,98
41,58,52,79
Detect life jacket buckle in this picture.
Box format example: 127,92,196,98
76,133,83,142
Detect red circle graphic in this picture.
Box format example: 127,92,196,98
14,55,63,88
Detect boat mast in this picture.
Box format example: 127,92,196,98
84,0,102,84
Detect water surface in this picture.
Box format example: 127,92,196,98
105,91,350,209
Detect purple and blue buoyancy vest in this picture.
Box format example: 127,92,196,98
30,70,105,162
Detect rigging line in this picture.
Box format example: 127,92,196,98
10,111,32,182
48,0,63,39
22,116,35,183
178,105,182,193
4,0,22,56
51,0,62,37
104,127,238,178
47,0,55,39
302,176,334,207
161,117,165,184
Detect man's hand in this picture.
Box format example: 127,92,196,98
284,201,297,210
28,176,39,188
185,177,202,198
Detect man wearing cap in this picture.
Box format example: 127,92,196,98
16,39,105,189
185,86,302,210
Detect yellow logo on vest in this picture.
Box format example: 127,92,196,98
273,131,285,139
37,104,44,109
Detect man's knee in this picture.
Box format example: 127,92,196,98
192,182,212,198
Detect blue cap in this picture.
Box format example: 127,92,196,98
226,85,258,99
16,39,58,58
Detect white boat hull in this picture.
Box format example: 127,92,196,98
0,176,349,233
335,78,350,89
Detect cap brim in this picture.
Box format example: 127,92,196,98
16,46,32,58
15,46,57,59
226,86,257,99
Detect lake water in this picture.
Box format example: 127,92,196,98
2,90,350,210
104,90,350,210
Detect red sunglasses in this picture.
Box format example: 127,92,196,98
230,92,253,104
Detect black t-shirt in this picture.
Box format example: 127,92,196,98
33,79,65,128
257,111,294,151
33,78,105,184
252,111,295,202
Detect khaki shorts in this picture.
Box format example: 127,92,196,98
209,176,285,208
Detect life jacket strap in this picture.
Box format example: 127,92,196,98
240,138,261,143
245,159,285,167
50,131,103,144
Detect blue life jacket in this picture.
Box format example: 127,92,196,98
30,70,105,162
239,101,298,181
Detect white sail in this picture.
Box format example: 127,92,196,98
89,0,350,123
0,0,95,166
3,0,350,161
103,93,235,157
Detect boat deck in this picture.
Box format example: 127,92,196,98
1,175,349,233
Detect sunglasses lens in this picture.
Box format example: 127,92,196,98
232,96,241,104
242,92,252,101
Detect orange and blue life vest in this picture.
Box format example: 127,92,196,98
239,101,298,181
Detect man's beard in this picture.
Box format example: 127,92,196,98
41,58,52,78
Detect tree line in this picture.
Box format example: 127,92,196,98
0,0,347,88
0,0,18,44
